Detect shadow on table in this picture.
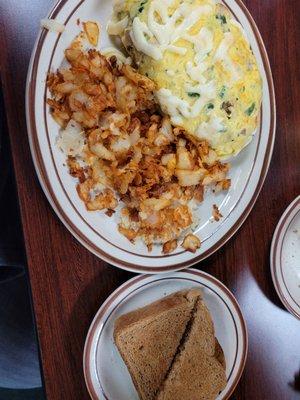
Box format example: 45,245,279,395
289,368,300,392
252,240,286,310
0,388,44,400
0,86,45,398
0,272,43,390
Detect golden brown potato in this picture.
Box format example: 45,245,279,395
83,21,100,47
47,39,230,253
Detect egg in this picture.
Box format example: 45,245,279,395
108,0,262,158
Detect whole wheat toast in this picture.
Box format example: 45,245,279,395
114,289,201,400
156,296,227,400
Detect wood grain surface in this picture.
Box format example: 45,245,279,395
0,0,300,399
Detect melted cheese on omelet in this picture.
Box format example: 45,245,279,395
108,0,262,157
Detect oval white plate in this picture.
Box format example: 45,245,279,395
26,0,276,272
83,268,248,400
271,196,300,319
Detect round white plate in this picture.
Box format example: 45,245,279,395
271,196,300,319
26,0,276,272
83,269,248,400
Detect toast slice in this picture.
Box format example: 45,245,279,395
114,289,201,400
156,296,227,400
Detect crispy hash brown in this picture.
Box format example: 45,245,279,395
47,41,231,253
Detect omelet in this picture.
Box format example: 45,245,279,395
108,0,262,158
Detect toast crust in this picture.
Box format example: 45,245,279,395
156,297,227,400
114,289,201,337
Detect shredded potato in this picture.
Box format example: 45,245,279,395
163,239,178,255
83,21,100,47
47,37,231,253
182,234,201,253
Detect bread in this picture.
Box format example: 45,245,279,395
114,289,226,400
156,296,227,400
114,289,200,400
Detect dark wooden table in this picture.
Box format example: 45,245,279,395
1,0,300,399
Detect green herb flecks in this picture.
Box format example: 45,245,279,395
219,85,226,99
207,103,214,110
138,0,148,13
216,14,227,24
188,92,200,98
246,102,255,116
